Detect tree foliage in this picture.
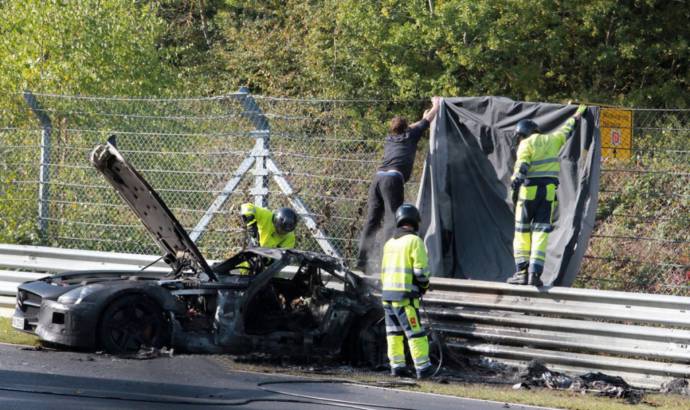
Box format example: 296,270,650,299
0,0,173,99
1,1,687,106
164,0,689,107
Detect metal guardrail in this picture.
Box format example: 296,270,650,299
420,278,690,389
0,244,169,317
1,244,689,388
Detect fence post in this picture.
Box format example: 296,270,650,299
238,87,270,207
250,129,270,207
22,90,51,243
190,88,342,259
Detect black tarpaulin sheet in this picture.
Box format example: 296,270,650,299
417,97,600,286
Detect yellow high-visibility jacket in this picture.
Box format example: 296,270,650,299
240,203,295,249
513,117,576,182
380,230,430,301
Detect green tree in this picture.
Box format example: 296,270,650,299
320,0,688,106
0,0,173,100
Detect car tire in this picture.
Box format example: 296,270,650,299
98,294,169,354
344,310,387,368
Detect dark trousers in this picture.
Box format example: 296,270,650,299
357,173,404,270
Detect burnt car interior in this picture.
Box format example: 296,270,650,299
210,250,353,337
244,262,331,335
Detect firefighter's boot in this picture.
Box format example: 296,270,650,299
416,364,435,380
528,272,543,287
507,269,528,285
390,366,413,378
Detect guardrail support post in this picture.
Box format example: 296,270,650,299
23,90,51,243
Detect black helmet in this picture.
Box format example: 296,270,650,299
273,207,297,235
515,119,539,138
395,203,421,230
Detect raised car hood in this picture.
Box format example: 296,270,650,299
90,138,215,280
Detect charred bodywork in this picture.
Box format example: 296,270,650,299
13,140,385,365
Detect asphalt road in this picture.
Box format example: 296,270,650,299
0,343,553,410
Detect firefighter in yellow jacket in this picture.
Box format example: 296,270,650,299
507,104,587,287
240,203,297,249
380,203,434,379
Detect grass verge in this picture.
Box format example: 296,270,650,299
0,317,39,346
214,357,689,410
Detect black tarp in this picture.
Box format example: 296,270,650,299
417,97,600,286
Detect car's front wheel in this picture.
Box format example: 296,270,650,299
344,309,387,368
98,294,169,354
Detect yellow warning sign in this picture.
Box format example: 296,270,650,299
600,108,633,160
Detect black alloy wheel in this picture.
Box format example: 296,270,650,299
98,294,169,354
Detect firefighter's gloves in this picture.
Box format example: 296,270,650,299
242,214,260,247
414,278,429,295
247,224,259,246
574,104,587,120
512,162,528,191
419,284,429,295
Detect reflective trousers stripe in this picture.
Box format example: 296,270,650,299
383,299,430,371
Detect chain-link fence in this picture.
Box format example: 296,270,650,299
0,91,427,263
0,92,688,294
578,108,690,295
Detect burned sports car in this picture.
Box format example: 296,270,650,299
13,140,385,365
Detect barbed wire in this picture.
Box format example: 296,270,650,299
54,128,254,139
43,163,243,177
29,107,254,121
599,189,690,199
273,151,379,163
43,216,246,234
55,235,144,245
601,168,690,176
602,212,690,222
575,275,690,292
34,198,360,222
590,233,690,244
627,108,690,112
253,95,425,103
14,91,246,102
635,126,690,131
0,198,34,203
583,255,690,269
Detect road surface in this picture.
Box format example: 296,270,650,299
0,343,553,410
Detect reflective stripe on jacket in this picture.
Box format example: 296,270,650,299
513,117,575,181
240,203,295,248
380,232,430,301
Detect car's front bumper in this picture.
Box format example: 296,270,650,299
14,299,98,348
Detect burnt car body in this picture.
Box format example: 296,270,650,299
13,139,385,364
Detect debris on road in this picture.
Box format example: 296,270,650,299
660,378,689,396
512,360,645,404
120,346,175,360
